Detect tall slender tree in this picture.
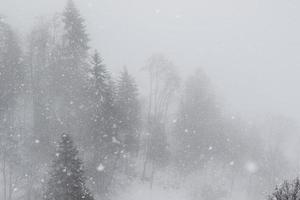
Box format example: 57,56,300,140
0,17,23,200
87,51,119,197
116,68,140,156
173,69,225,174
141,54,179,186
51,0,89,134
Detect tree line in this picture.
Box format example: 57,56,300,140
0,1,298,200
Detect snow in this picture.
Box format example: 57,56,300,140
97,163,105,172
155,9,161,14
175,14,182,19
245,161,258,173
112,136,121,144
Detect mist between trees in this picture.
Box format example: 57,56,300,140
0,1,299,200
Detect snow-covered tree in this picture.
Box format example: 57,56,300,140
116,68,140,156
268,178,300,200
0,17,24,200
87,51,119,197
44,133,94,200
62,0,89,61
51,0,89,134
0,17,23,112
89,50,117,149
173,69,224,173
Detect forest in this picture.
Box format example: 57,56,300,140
1,1,300,200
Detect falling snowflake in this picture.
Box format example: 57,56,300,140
112,136,120,144
245,161,258,173
97,163,105,172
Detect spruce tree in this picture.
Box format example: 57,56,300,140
173,69,227,174
0,18,24,200
52,0,89,134
88,51,119,196
90,50,116,145
116,68,140,155
44,133,94,200
62,0,89,60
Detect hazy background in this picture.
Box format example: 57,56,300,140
2,0,300,121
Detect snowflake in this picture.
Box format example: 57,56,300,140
97,163,105,172
112,136,120,144
245,161,258,173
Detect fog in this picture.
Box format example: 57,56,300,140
3,0,300,118
1,0,300,200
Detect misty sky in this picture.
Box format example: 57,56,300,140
1,0,300,121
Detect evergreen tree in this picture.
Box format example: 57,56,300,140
90,50,117,146
173,69,226,174
0,18,24,200
268,178,300,200
0,17,23,109
52,0,89,134
116,68,140,156
44,133,94,200
62,0,89,60
87,51,119,197
24,19,60,200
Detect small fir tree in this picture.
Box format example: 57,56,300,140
44,133,94,200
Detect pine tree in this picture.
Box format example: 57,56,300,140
268,178,300,200
90,50,116,145
87,51,119,196
173,69,226,174
0,17,23,109
0,18,24,200
52,0,89,134
62,0,89,60
116,68,140,155
44,133,94,200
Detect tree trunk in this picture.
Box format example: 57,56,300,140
8,166,12,200
3,153,7,200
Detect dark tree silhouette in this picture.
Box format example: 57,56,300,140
44,133,94,200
